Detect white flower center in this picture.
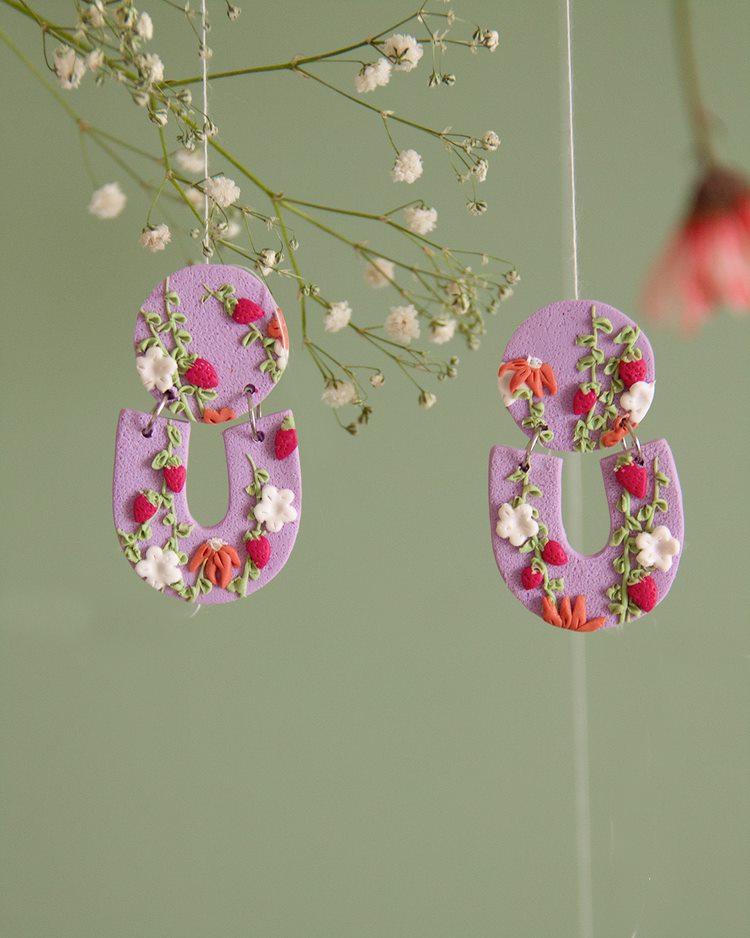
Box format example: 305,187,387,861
208,538,225,551
527,356,542,369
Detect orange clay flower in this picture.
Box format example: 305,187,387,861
541,594,606,632
203,407,236,424
268,307,289,349
188,538,241,589
601,414,637,448
498,356,557,398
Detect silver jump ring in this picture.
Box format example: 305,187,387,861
520,423,548,472
619,413,644,464
142,388,178,438
244,384,264,443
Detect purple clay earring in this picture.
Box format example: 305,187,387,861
489,299,684,631
113,264,300,604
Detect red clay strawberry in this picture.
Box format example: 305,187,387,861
628,576,657,612
618,359,647,388
521,567,543,590
163,465,186,493
133,492,157,523
246,536,271,569
274,415,297,460
541,540,568,566
615,461,647,499
232,298,264,325
185,358,219,389
573,388,597,415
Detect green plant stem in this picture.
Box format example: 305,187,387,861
673,0,716,166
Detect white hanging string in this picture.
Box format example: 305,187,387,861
201,0,210,263
564,1,593,937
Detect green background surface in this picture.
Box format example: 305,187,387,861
1,1,749,935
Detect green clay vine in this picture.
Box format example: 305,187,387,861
573,304,613,453
514,386,554,445
607,455,671,624
505,463,564,600
203,282,284,384
227,453,271,597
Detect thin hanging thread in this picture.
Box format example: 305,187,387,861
201,0,210,263
564,2,593,937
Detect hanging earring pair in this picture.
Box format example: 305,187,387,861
489,299,684,631
113,264,301,605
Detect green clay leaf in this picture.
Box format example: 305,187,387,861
167,424,182,447
593,316,613,333
576,334,596,348
539,429,554,444
618,492,631,515
609,527,628,547
518,541,535,555
175,522,194,538
506,468,526,483
548,578,564,593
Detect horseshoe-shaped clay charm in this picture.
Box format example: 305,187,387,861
113,264,300,604
489,299,684,631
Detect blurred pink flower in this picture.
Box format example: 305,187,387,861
643,165,750,334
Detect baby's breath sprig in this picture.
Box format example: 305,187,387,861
1,0,515,432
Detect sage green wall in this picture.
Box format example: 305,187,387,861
1,1,748,936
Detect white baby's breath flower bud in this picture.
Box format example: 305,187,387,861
364,257,395,288
88,182,127,219
149,109,169,127
256,249,278,276
429,318,456,344
139,52,164,83
227,4,242,21
324,301,352,333
404,205,438,235
206,175,241,208
472,158,489,182
482,130,501,151
176,148,205,174
139,223,171,252
355,58,392,93
419,390,437,410
82,2,106,28
86,48,105,71
391,149,423,184
176,88,192,106
135,12,153,40
321,380,357,408
53,46,86,90
505,269,521,285
385,304,420,344
186,186,204,209
428,71,441,88
383,33,424,72
114,5,136,29
481,29,500,51
370,372,385,388
132,90,149,107
442,73,456,86
199,44,213,60
467,199,488,216
499,285,514,301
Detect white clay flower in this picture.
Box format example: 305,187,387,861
496,502,539,547
253,484,298,533
385,304,420,343
136,345,177,391
620,380,655,424
482,131,501,151
429,318,456,344
206,175,241,208
635,525,680,572
135,545,183,591
324,301,352,333
497,368,525,407
53,46,86,89
135,12,153,40
364,257,395,288
139,223,171,252
355,58,392,93
274,339,288,372
419,390,437,410
391,149,423,184
383,33,424,71
176,148,206,174
321,380,357,408
88,182,126,219
256,249,278,276
404,205,438,235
